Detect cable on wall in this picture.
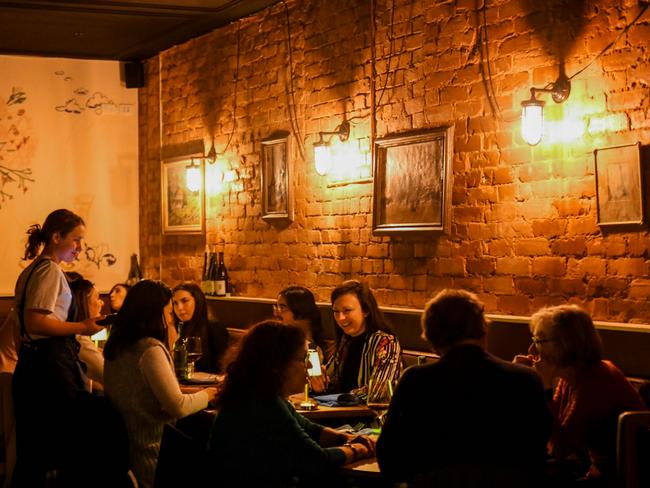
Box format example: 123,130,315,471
283,0,305,162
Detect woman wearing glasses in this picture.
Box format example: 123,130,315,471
326,280,402,402
515,305,645,486
274,286,328,392
208,320,374,486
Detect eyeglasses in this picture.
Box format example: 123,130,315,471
531,336,554,345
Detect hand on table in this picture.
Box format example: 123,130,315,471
346,434,376,456
203,387,218,404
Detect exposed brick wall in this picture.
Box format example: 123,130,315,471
139,0,650,322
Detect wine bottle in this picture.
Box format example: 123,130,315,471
127,254,142,286
216,251,228,296
200,244,210,294
173,322,188,381
206,251,217,296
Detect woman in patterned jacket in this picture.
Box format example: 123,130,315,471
326,280,402,402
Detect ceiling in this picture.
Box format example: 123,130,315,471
0,0,281,62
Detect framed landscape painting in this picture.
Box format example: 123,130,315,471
594,142,644,227
161,157,204,235
261,133,293,222
373,126,454,234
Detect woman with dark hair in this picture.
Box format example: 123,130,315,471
326,280,402,401
108,282,131,313
515,304,645,485
172,282,229,373
104,280,217,488
275,286,328,392
67,275,105,388
12,209,104,487
208,320,374,487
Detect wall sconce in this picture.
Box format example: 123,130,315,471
521,73,571,146
185,158,201,192
313,120,350,175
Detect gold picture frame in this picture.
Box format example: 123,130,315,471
261,133,293,222
594,142,644,227
161,157,205,235
373,126,454,234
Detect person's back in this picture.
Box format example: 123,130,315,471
378,346,550,483
377,289,551,486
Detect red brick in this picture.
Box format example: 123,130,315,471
608,258,647,277
467,258,496,275
514,277,547,295
496,257,531,275
496,295,531,316
532,257,566,276
515,239,550,256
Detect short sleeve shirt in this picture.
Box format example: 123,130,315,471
14,257,72,338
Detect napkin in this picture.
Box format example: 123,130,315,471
313,393,362,407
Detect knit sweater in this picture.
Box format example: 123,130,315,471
105,337,208,488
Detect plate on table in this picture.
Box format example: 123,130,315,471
183,372,223,385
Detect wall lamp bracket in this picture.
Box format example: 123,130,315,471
313,121,351,176
521,73,571,145
318,120,350,144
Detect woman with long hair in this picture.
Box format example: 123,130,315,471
515,305,645,485
209,320,374,487
172,282,229,373
108,282,131,313
67,274,105,388
104,280,217,488
275,286,328,392
326,280,402,401
12,209,104,487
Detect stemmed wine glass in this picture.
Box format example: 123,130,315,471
185,336,202,379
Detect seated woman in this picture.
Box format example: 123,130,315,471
326,280,402,401
275,286,328,392
104,280,217,488
208,320,374,487
68,275,105,388
172,282,229,373
108,283,130,313
515,304,646,485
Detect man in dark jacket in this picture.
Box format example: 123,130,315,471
377,289,552,487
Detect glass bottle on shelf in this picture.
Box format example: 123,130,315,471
206,250,217,296
200,244,210,294
173,322,188,381
215,251,228,297
127,253,142,287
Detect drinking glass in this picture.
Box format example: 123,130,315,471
185,336,202,379
367,378,396,427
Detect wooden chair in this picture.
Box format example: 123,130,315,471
617,411,650,488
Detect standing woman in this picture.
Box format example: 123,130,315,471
275,286,328,392
12,209,103,487
172,282,229,373
104,280,216,488
326,280,402,401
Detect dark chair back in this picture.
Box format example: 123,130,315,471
618,411,650,488
154,423,208,488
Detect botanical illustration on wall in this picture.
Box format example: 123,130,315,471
0,87,35,209
0,55,139,294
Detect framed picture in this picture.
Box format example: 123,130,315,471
594,142,644,227
261,133,293,222
373,126,454,234
161,157,205,235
